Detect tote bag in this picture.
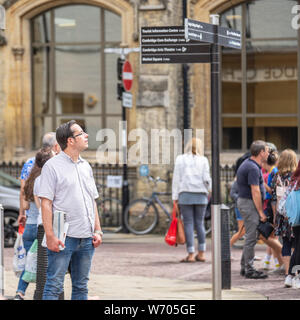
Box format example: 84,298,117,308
175,204,186,245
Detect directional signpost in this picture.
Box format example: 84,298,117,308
185,18,241,49
140,15,241,300
140,26,210,64
184,15,241,300
184,19,215,44
217,25,241,49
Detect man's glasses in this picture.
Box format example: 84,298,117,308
72,131,85,139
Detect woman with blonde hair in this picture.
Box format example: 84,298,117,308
270,149,298,287
172,137,211,262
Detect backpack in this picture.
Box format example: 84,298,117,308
277,181,296,216
285,188,300,226
276,175,290,211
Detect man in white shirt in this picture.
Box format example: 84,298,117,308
38,120,102,300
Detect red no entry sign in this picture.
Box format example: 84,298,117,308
122,60,133,92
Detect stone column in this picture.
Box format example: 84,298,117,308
12,46,25,157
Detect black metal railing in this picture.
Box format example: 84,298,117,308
0,161,236,201
0,161,138,200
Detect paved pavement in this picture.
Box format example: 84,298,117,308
1,233,299,300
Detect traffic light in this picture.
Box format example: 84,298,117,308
117,57,125,81
117,57,125,100
117,82,124,100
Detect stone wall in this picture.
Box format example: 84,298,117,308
0,0,5,159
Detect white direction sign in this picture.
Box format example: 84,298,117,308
122,92,133,108
107,175,123,188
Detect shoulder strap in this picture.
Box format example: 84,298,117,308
277,174,283,186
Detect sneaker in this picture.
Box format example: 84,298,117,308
245,269,268,279
270,264,285,275
263,260,271,270
284,275,293,288
292,276,300,289
13,294,24,300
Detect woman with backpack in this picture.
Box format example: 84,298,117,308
270,149,298,287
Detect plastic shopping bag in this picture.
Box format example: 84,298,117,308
22,239,38,283
165,204,178,246
13,233,26,278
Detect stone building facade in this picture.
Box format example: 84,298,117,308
0,0,298,177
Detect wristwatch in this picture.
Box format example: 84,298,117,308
94,230,103,236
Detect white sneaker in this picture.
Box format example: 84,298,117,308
284,275,293,288
292,276,300,289
270,264,285,275
263,260,271,270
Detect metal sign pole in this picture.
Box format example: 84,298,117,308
0,204,4,296
210,14,222,301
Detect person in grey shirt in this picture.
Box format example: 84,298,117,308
38,120,103,300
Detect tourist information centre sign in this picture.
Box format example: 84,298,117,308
140,26,210,64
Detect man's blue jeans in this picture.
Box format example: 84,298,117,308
42,236,95,300
17,224,37,295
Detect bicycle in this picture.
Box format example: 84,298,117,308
124,175,212,236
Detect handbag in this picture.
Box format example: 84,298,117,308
257,221,274,239
175,204,186,245
205,198,211,221
165,204,178,246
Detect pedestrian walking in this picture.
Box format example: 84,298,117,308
13,148,53,300
172,137,211,263
270,149,298,287
261,148,283,272
38,120,103,300
280,159,300,289
237,140,283,279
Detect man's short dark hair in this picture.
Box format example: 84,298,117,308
250,140,266,157
56,120,77,151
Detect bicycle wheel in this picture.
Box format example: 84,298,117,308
97,198,122,228
124,198,159,235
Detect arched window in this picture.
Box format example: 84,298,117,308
31,4,122,149
221,0,298,151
